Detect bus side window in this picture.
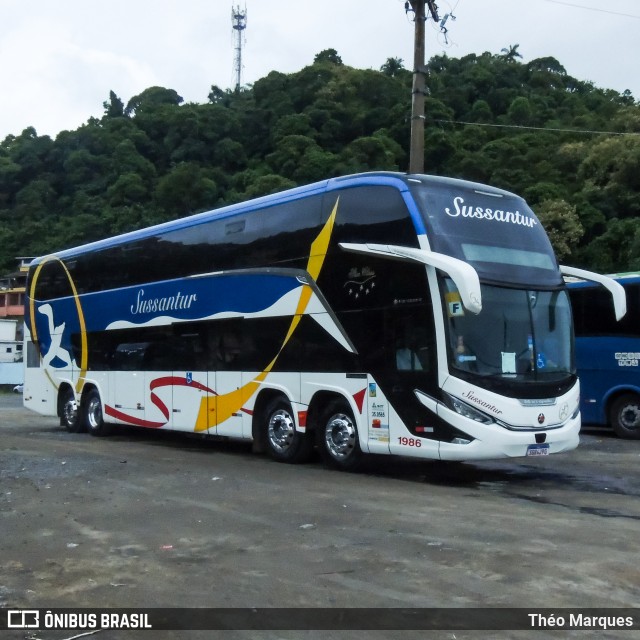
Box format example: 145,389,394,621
216,330,256,370
394,321,432,372
217,331,242,368
113,342,149,371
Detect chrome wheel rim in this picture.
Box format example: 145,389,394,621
268,409,295,453
324,413,356,460
87,396,102,429
63,397,78,427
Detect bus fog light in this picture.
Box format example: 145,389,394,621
451,437,472,445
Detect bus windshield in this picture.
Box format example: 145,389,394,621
443,279,575,387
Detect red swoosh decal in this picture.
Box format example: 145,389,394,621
104,375,252,428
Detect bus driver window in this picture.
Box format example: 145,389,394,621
395,323,430,372
396,338,423,371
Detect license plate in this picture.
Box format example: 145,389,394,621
526,444,550,457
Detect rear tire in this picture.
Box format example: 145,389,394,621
317,399,363,471
83,388,112,437
263,397,313,463
60,387,84,433
610,393,640,439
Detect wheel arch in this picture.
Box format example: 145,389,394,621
307,390,362,435
56,381,76,420
251,387,295,452
78,380,105,413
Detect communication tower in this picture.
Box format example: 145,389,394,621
232,5,247,91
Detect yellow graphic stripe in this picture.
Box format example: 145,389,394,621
29,256,88,393
195,198,339,431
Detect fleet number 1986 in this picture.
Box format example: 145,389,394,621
398,437,421,447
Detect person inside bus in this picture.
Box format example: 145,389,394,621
451,334,477,371
396,334,423,371
217,331,243,368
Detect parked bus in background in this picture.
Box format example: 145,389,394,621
567,272,640,439
22,172,625,469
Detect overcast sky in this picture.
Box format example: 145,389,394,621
1,0,639,140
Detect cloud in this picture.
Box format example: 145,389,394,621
1,14,156,135
1,0,638,139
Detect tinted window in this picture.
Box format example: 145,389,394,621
77,313,356,374
326,185,418,246
319,185,424,313
33,195,324,298
570,282,639,337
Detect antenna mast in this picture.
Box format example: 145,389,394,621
231,5,247,92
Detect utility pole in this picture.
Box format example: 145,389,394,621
408,1,439,174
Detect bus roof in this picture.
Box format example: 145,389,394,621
32,171,521,266
565,271,640,287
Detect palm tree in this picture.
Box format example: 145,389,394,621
500,44,523,63
380,57,405,77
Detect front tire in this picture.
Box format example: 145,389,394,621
263,397,313,463
317,400,363,471
610,394,640,439
83,388,112,437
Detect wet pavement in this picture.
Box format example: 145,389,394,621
1,393,639,639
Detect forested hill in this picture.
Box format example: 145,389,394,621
1,48,639,274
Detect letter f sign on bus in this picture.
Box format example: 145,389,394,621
446,292,465,317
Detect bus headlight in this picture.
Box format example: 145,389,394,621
444,393,495,425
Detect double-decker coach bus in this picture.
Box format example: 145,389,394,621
23,172,626,469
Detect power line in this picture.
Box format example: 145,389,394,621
544,0,640,19
433,119,640,136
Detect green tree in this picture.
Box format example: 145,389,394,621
576,218,640,272
340,130,404,172
154,163,218,217
507,97,533,125
2,48,640,276
380,57,406,77
577,136,640,220
500,44,523,63
103,90,125,118
314,49,343,65
107,173,149,206
238,174,297,199
266,134,336,182
469,99,493,123
0,154,21,207
535,199,584,261
125,87,184,117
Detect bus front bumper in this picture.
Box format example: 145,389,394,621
437,413,581,461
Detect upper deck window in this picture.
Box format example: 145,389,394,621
411,183,562,287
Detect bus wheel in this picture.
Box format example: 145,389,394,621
83,388,112,437
264,397,313,463
60,387,84,433
610,394,640,440
317,400,363,471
